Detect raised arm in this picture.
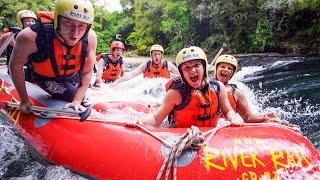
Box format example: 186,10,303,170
120,59,125,76
217,81,240,125
93,58,105,86
95,58,105,78
127,89,180,127
235,89,281,123
111,62,147,86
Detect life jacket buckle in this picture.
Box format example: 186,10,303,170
64,54,76,60
200,103,210,108
198,114,210,121
62,65,76,71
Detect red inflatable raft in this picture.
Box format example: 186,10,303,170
0,68,319,179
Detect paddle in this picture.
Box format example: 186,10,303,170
0,27,22,56
209,43,227,69
1,101,91,122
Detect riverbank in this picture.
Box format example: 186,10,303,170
2,53,319,67
124,53,320,66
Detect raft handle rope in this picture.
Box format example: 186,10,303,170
154,123,231,180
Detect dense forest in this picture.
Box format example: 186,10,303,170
0,0,319,56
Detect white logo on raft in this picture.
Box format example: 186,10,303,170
182,54,200,61
64,10,91,22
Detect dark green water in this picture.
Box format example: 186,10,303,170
239,57,320,150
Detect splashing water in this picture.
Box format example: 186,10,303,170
0,125,84,179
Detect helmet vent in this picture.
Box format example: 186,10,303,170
74,5,78,9
84,8,88,13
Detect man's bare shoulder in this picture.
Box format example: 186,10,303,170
88,29,97,39
16,28,37,43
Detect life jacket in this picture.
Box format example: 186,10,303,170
166,77,221,128
225,84,237,111
96,52,106,62
144,60,170,78
101,53,123,82
28,11,87,83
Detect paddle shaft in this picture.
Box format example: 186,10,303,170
0,27,22,56
0,32,15,56
6,101,80,115
209,43,227,67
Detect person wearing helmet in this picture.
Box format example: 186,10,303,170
111,44,179,86
126,46,240,128
0,10,37,67
93,41,125,87
214,54,283,124
9,0,97,113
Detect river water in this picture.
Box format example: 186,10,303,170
0,56,319,179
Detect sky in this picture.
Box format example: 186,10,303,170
96,0,123,12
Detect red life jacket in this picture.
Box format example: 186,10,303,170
101,54,123,82
144,60,170,78
96,52,106,62
166,78,221,128
225,84,237,111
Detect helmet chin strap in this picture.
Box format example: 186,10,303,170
56,29,70,47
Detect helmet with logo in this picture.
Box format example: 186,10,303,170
214,54,238,78
54,0,94,30
110,41,125,52
176,46,208,78
150,44,164,57
16,10,37,28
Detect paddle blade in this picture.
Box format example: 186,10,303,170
79,106,92,122
0,93,13,109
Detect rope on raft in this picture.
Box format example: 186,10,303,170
135,121,301,180
154,122,232,180
156,126,206,180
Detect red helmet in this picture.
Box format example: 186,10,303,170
110,41,125,52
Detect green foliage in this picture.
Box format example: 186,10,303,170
161,1,195,54
0,0,54,28
0,0,319,55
